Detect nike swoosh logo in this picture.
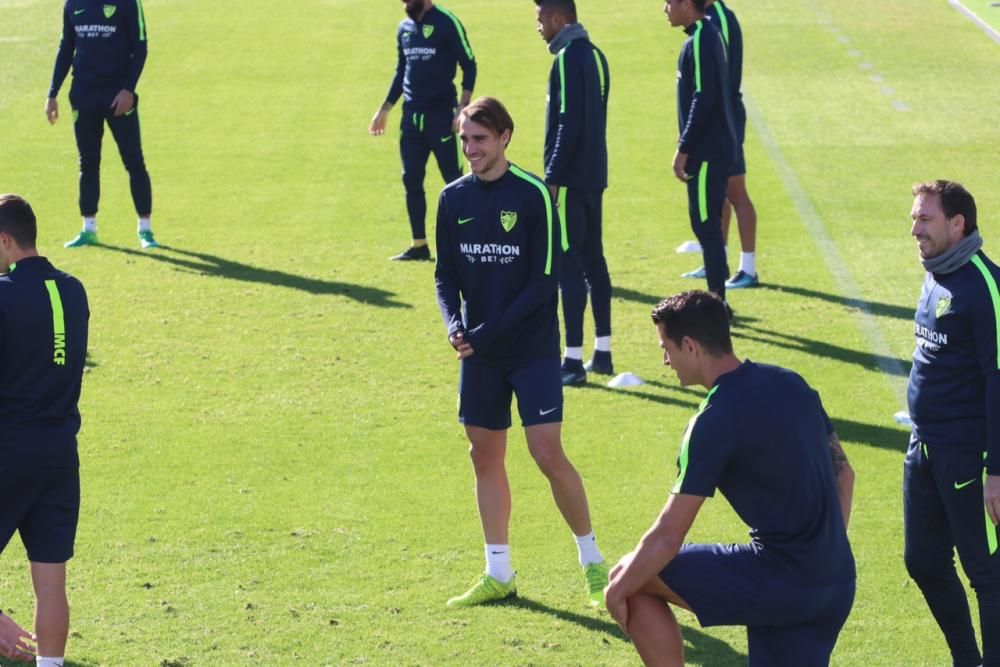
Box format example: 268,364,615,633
458,217,474,225
441,135,454,143
539,407,559,416
954,479,977,490
74,8,86,14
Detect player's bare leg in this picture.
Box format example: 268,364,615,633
30,562,68,659
524,423,592,535
627,577,690,666
465,426,511,544
726,174,757,254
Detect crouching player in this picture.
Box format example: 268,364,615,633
605,291,856,666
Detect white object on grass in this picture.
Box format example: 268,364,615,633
675,240,702,254
894,411,913,427
608,372,644,388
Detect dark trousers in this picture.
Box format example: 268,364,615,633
71,93,152,217
685,158,729,301
558,187,611,348
399,107,462,241
904,438,1000,667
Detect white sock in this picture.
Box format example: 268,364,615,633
138,217,151,232
575,531,603,567
82,217,96,232
739,252,756,276
485,544,513,583
36,658,64,667
563,347,583,361
594,336,611,353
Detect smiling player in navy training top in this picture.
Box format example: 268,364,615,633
434,97,609,609
605,290,856,667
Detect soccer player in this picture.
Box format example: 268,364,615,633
0,194,90,667
534,0,614,385
605,290,856,666
665,0,737,309
0,610,36,662
370,0,476,262
904,180,1000,667
683,0,760,289
46,0,158,249
435,97,609,608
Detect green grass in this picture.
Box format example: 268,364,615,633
0,0,997,663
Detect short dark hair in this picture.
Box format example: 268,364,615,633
651,290,732,355
534,0,577,22
460,96,515,141
912,180,977,236
690,0,708,13
0,194,38,248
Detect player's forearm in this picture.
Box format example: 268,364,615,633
123,42,148,94
49,43,74,98
985,374,1000,475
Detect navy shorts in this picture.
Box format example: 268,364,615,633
0,465,80,563
659,543,855,667
730,102,747,177
458,356,563,430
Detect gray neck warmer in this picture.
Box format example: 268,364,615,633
548,23,589,55
922,230,983,275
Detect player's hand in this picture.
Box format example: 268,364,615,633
0,612,37,662
449,331,474,360
44,97,59,125
604,581,629,636
110,89,135,117
985,474,1000,525
369,109,389,136
672,149,690,183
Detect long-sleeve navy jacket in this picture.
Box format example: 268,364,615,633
435,164,567,363
706,0,746,130
0,257,89,468
544,34,610,192
49,0,148,101
908,250,1000,474
385,6,476,113
676,18,736,167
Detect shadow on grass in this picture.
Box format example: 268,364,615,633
509,597,746,664
832,416,910,453
574,380,701,410
98,244,412,309
733,322,910,377
760,283,913,321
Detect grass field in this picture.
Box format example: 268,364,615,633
0,0,998,664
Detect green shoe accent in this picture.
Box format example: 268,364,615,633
584,561,610,608
446,572,517,608
138,229,160,249
64,230,99,248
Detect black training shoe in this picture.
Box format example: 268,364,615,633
390,245,432,261
561,359,587,386
584,351,614,375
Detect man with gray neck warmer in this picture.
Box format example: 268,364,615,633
905,179,1000,667
535,0,613,386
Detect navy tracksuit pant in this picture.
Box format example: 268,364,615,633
686,157,729,301
70,86,151,217
558,187,611,348
399,106,462,241
904,437,1000,667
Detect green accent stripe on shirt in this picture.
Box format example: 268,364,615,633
693,21,703,93
557,187,569,252
44,279,66,365
437,6,474,61
136,0,146,42
558,48,567,114
713,2,730,47
986,456,999,555
971,254,1000,369
593,50,606,100
698,162,709,223
508,165,557,275
673,385,720,493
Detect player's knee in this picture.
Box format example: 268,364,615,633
528,442,567,477
903,548,943,583
468,443,502,471
402,171,424,191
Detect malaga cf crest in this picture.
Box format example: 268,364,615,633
103,4,117,18
935,295,952,318
500,210,518,232
423,25,435,39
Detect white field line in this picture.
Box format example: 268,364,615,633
948,0,1000,44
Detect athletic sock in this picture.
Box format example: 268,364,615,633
594,336,611,353
739,252,756,276
138,217,151,232
485,544,513,583
564,347,583,362
575,531,603,567
36,658,64,667
82,217,96,233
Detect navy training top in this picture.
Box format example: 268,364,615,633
676,18,737,167
908,250,1000,475
386,5,477,113
673,361,855,584
435,163,565,363
705,0,746,133
49,0,149,102
544,31,610,192
0,257,89,467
